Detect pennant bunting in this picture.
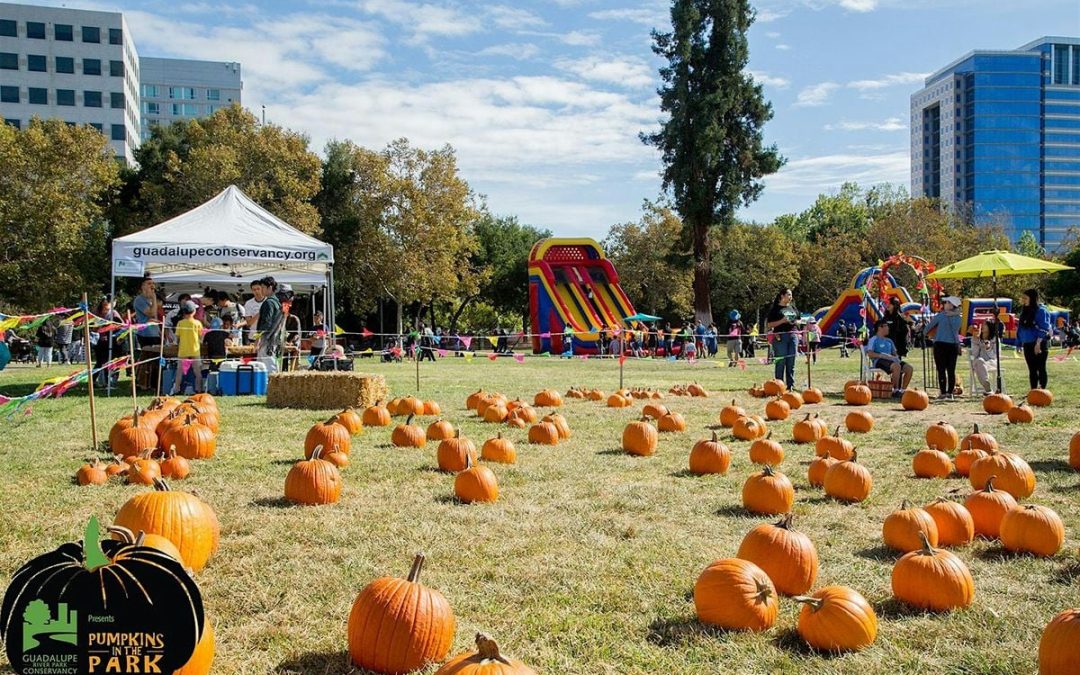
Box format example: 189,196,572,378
618,354,627,366
464,352,474,362
487,353,498,361
361,327,373,337
437,349,448,358
514,353,525,364
459,336,472,349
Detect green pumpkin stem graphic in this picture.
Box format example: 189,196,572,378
82,517,110,572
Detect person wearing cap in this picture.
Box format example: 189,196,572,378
884,296,913,359
726,310,744,367
925,295,964,400
173,301,203,395
866,319,913,397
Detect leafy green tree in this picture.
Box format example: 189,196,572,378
1014,230,1044,258
642,0,783,325
464,212,551,329
1044,233,1080,314
603,202,693,319
0,119,119,311
710,223,800,326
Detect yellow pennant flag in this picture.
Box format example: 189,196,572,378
488,335,499,346
0,317,20,332
335,324,345,335
464,352,474,362
361,348,373,354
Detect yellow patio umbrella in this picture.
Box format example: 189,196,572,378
927,250,1074,392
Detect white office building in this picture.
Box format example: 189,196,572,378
139,57,241,139
0,2,141,162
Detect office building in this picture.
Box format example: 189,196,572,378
139,57,241,139
911,36,1080,250
0,2,140,162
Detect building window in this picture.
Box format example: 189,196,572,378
26,21,45,39
0,85,18,103
56,89,75,106
111,124,125,141
110,60,123,77
0,52,16,70
82,26,101,43
56,57,75,74
83,58,101,76
171,103,199,116
142,101,160,115
0,19,15,37
84,90,102,108
90,123,103,132
28,87,47,104
142,84,160,98
206,105,218,115
27,54,46,72
111,92,125,109
169,87,196,100
109,27,122,45
207,89,221,101
4,118,20,129
55,24,73,41
1073,47,1080,86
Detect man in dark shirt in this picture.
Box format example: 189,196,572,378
255,277,283,372
884,297,913,358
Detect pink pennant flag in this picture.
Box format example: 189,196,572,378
540,332,551,339
459,336,472,349
487,353,498,361
578,354,589,361
738,360,747,370
437,349,448,358
618,354,627,366
514,353,525,364
1054,353,1069,362
181,359,193,375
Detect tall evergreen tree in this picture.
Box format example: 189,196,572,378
642,0,783,324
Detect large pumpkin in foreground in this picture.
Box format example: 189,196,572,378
891,533,974,612
1040,608,1080,675
694,557,778,632
348,553,456,674
737,514,818,596
113,478,220,572
793,585,877,653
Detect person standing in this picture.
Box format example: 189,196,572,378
243,280,265,345
35,317,56,367
766,288,799,389
925,296,963,400
215,291,245,327
726,311,743,367
92,297,125,387
971,320,999,396
1017,288,1051,390
255,277,283,373
132,276,161,348
173,301,204,395
884,297,913,359
310,311,328,362
806,317,821,364
54,317,73,364
662,322,673,356
837,319,850,358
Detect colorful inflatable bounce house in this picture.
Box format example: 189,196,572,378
528,238,636,354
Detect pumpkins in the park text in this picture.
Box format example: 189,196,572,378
802,387,824,404
742,465,794,516
159,445,192,480
891,532,974,612
737,514,819,596
1070,432,1080,471
76,457,108,486
901,388,930,411
733,415,768,441
622,418,658,457
912,446,953,479
114,478,220,572
882,501,940,553
925,421,959,451
305,416,352,457
285,446,343,505
348,553,456,673
816,426,854,461
657,411,687,433
749,434,784,466
762,379,787,397
962,423,998,452
528,422,560,446
844,383,872,406
642,401,669,420
765,398,791,421
1007,403,1035,424
161,415,217,460
807,456,838,488
542,413,572,439
793,586,878,653
392,414,427,448
969,449,1036,499
792,414,824,444
955,444,989,478
1026,388,1053,407
175,617,215,675
824,453,873,503
481,433,516,464
435,633,537,675
363,401,393,427
0,517,205,675
780,391,804,410
719,400,746,428
999,504,1065,557
689,432,731,475
983,392,1014,415
964,476,1017,539
426,419,455,441
534,389,563,408
112,409,158,457
844,410,875,434
454,456,499,504
924,498,975,547
1039,608,1080,675
333,407,364,435
694,558,778,632
438,432,479,473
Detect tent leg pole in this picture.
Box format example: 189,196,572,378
107,274,115,397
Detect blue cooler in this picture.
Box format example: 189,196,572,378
219,361,268,396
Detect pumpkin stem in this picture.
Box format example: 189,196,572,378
454,428,460,439
917,530,936,555
834,425,841,437
406,413,415,425
407,552,426,583
464,454,474,471
152,477,171,492
985,475,997,492
850,449,858,463
775,513,794,530
106,525,136,544
792,595,824,610
474,632,513,664
901,499,910,510
324,414,339,425
311,444,324,461
972,423,980,434
762,464,776,476
83,516,110,572
711,430,717,442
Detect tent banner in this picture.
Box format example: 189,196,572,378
115,243,331,265
112,257,145,277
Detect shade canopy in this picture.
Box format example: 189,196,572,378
927,250,1073,280
624,313,663,322
111,185,333,291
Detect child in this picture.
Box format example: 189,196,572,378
726,311,743,367
173,301,203,395
806,317,821,364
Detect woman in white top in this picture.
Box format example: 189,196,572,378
970,320,999,395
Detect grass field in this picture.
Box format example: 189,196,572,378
1,348,1078,674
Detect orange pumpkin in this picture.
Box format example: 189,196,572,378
737,513,818,596
912,446,953,479
762,379,787,397
333,408,364,435
969,448,1036,499
749,434,784,466
982,392,1014,415
426,419,455,441
391,414,427,448
657,411,687,433
284,446,342,505
76,458,108,486
694,558,778,632
891,532,974,612
816,426,853,460
437,432,478,472
508,405,538,425
112,410,158,458
422,400,442,416
1070,431,1080,471
158,445,191,480
999,504,1065,557
482,401,510,423
780,391,804,410
882,501,939,552
362,401,392,427
1026,388,1053,407
807,456,838,488
955,443,988,477
606,393,633,408
687,382,708,397
824,452,872,503
689,432,731,475
481,433,516,464
622,418,658,457
964,476,1017,539
765,397,791,421
466,389,487,410
454,456,499,503
801,387,823,404
347,553,455,673
126,451,161,486
742,465,794,515
174,618,214,675
1006,403,1035,424
1039,608,1080,675
844,410,874,434
534,389,563,408
399,396,425,417
161,415,217,460
748,384,767,399
528,422,560,445
901,388,930,411
924,498,974,547
962,423,998,452
114,478,220,572
586,389,605,401
104,455,129,478
542,413,571,439
719,399,746,428
792,413,824,444
435,633,536,675
792,586,877,653
844,383,872,406
923,421,958,451
733,415,767,441
642,401,669,420
305,416,352,458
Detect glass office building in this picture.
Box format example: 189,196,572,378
911,36,1080,250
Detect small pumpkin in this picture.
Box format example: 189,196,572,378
391,414,427,448
435,632,536,675
334,407,364,435
399,396,425,416
534,388,563,408
882,500,939,552
694,557,778,632
481,433,516,464
1039,608,1080,675
158,445,192,480
104,454,129,478
161,414,217,460
964,476,1018,539
763,379,787,397
780,391,804,410
999,504,1065,557
824,452,872,503
719,399,746,428
127,451,162,486
793,586,877,653
642,401,669,420
426,418,455,441
844,410,874,434
737,513,818,596
1007,403,1035,424
924,498,974,547
76,458,108,486
323,448,350,469
924,421,958,451
107,525,183,562
623,418,659,457
687,382,708,397
733,415,767,441
285,446,342,505
565,387,585,400
1070,431,1080,471
816,426,853,460
844,383,872,406
901,388,930,411
482,401,510,423
802,387,823,404
689,431,731,475
586,389,605,401
792,413,824,444
112,409,158,458
454,455,498,503
466,389,487,410
305,416,352,457
912,446,953,479
606,393,633,408
748,384,767,399
982,392,1014,415
765,397,791,421
807,455,838,488
657,411,687,433
891,532,974,612
528,421,560,445
437,431,478,472
969,448,1036,499
508,406,538,425
742,465,794,516
505,416,527,430
542,413,572,439
1026,388,1053,407
955,443,988,478
962,423,998,452
422,399,442,416
749,433,784,466
362,401,392,427
175,617,215,675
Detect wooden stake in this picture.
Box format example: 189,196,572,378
155,319,165,397
81,293,99,450
126,310,138,413
415,339,421,392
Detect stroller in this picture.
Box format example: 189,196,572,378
382,337,403,363
7,335,35,363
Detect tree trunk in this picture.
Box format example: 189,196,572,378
692,218,713,326
448,295,477,336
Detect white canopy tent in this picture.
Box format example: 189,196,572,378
111,185,336,327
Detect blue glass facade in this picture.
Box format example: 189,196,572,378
911,37,1080,250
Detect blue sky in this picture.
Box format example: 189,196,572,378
31,0,1080,236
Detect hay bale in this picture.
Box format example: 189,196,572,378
266,371,388,410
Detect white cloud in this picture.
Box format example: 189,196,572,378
794,82,840,107
588,8,667,26
487,6,548,30
775,43,791,50
837,0,879,10
765,31,782,38
748,70,791,88
847,71,929,90
476,43,541,60
358,0,482,39
559,30,603,46
766,151,909,194
556,55,655,89
825,117,908,131
755,8,790,22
